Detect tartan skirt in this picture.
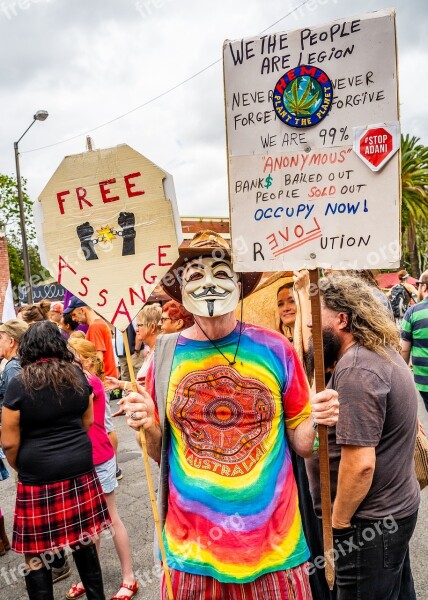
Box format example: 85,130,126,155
12,470,111,554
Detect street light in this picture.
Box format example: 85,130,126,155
14,110,49,304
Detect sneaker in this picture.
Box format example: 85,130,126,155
52,556,71,584
116,466,123,481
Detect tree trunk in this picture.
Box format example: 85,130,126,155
407,216,420,278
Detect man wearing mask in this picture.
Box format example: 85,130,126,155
122,231,339,600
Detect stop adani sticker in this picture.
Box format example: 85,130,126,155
353,122,400,172
273,65,333,128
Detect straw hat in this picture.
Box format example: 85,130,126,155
161,230,262,303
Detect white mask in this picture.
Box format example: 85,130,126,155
181,257,240,317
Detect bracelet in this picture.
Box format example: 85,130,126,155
312,430,320,455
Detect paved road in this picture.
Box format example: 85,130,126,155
1,397,427,600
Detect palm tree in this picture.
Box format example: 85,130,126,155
401,134,428,277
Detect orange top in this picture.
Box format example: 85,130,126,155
86,319,118,378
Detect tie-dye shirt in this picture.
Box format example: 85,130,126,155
148,322,311,583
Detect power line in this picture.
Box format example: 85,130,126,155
25,0,311,154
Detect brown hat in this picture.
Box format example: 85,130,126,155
161,230,262,303
0,319,28,342
397,269,409,280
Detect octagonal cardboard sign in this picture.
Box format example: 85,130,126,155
35,144,182,331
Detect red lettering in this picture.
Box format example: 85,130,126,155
57,256,76,284
111,299,132,327
97,289,108,307
275,77,287,95
99,179,119,203
76,187,93,210
79,277,90,296
124,172,145,197
158,245,172,267
317,73,328,84
129,286,147,306
300,66,316,77
143,263,156,284
56,190,70,215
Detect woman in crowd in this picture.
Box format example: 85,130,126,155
277,270,312,375
1,321,109,600
20,300,51,325
60,312,80,339
159,300,194,334
106,303,163,394
67,338,137,600
276,271,333,600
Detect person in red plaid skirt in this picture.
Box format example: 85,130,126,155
1,321,111,600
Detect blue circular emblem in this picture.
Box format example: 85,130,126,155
273,65,333,128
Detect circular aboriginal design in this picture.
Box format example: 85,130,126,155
273,65,333,128
170,365,275,475
204,397,244,431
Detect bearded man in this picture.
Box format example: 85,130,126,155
123,231,338,599
306,274,420,600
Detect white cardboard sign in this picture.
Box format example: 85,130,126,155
35,144,182,331
223,9,400,272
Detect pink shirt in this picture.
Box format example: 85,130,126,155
87,374,114,466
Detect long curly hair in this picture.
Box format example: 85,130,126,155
320,275,400,353
19,321,85,396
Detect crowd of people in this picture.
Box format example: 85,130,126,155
0,232,427,599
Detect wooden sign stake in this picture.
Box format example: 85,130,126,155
122,332,174,600
309,269,335,590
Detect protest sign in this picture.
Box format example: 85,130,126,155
224,9,400,272
35,144,182,331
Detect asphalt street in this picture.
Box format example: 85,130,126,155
1,396,427,600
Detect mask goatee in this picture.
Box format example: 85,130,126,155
207,300,215,317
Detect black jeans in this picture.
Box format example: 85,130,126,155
419,390,428,412
333,511,418,600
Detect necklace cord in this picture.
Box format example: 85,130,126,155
194,282,244,366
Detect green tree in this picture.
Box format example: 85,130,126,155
0,174,50,297
0,174,36,240
401,135,428,277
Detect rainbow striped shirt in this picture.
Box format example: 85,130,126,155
151,323,310,583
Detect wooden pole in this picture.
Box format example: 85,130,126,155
309,269,335,590
122,331,174,600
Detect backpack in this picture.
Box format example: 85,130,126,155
390,284,412,319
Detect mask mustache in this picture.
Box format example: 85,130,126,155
190,287,230,299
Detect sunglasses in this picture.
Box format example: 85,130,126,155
415,281,427,289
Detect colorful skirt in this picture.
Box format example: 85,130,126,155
12,470,111,554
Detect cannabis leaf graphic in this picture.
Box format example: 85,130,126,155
284,77,321,116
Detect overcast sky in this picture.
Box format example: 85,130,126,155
1,0,426,218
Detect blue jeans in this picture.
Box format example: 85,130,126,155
333,511,417,600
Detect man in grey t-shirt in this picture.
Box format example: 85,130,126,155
306,275,420,600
